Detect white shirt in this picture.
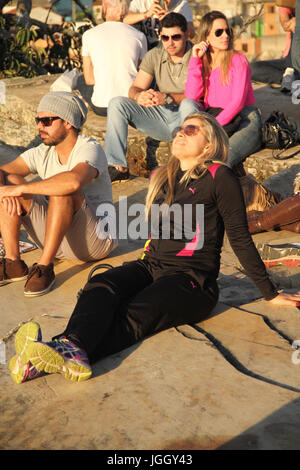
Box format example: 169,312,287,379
129,0,193,45
82,22,147,107
21,134,112,211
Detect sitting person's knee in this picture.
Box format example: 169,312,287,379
5,174,26,186
49,192,84,210
107,96,129,113
240,106,262,128
179,98,203,113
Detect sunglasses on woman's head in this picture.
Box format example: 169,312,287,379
160,33,183,42
35,116,61,126
172,124,203,138
214,28,231,37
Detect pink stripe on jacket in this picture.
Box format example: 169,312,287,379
184,53,255,126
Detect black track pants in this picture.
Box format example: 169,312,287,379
58,260,219,364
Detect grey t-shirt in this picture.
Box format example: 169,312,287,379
21,134,112,211
139,41,193,94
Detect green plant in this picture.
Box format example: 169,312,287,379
0,14,92,78
0,17,47,78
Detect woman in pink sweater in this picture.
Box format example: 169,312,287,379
185,10,262,168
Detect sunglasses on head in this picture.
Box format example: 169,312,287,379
160,33,183,42
214,28,231,37
35,116,61,126
172,124,203,138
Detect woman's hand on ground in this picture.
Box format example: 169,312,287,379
268,292,300,306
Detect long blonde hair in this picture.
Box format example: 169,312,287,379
145,112,229,218
199,11,235,89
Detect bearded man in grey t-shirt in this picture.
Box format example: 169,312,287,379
0,91,117,297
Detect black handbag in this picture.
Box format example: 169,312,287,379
262,110,299,160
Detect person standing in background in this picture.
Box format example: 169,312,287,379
123,0,195,49
82,0,147,116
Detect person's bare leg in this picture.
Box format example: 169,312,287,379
38,192,84,266
0,174,32,260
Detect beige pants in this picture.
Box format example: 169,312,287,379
21,195,117,262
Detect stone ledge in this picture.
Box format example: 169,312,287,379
1,74,300,180
244,147,300,183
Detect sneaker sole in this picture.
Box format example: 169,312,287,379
27,341,92,383
9,356,33,384
0,275,28,287
256,242,300,268
9,321,42,383
24,279,55,297
10,356,45,384
9,355,25,384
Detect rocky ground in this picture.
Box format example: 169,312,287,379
0,75,300,451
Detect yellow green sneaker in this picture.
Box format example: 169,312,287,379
27,337,92,383
9,321,45,384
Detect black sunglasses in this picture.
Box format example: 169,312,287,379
161,33,183,42
35,116,61,126
214,28,231,37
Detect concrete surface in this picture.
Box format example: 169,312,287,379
1,76,300,451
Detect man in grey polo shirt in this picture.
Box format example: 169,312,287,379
105,12,201,182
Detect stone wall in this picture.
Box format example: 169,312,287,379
244,149,300,183
1,74,300,185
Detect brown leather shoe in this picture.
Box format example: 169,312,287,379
279,220,300,233
0,258,28,286
24,263,55,297
255,194,300,231
247,194,300,234
247,211,264,234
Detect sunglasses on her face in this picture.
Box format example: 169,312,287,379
160,33,183,42
35,116,61,126
214,28,231,37
172,124,203,138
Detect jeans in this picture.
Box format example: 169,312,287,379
228,105,262,168
250,53,292,84
104,97,202,168
292,0,300,77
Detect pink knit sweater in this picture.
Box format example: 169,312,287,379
185,53,255,126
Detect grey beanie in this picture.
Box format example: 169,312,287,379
37,91,87,129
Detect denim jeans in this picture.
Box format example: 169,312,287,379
104,97,202,168
250,53,292,84
228,105,262,169
292,0,300,77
